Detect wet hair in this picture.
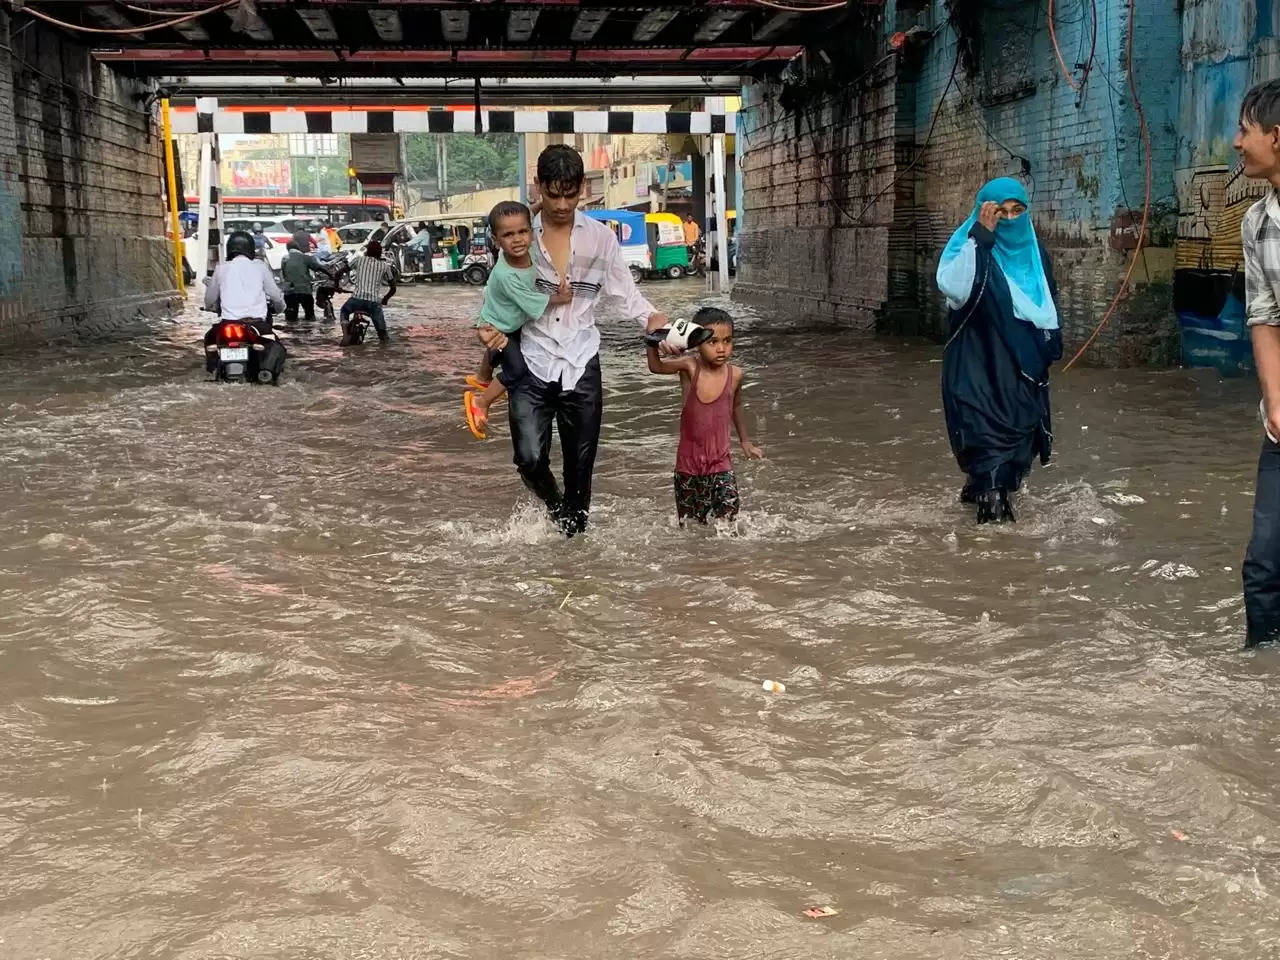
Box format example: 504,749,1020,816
366,240,382,258
489,200,532,232
693,307,733,330
1242,79,1280,130
536,144,585,193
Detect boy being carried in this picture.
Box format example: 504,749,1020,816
465,201,572,439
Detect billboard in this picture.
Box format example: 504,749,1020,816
226,159,292,193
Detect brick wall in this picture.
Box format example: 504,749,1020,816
736,0,1184,367
0,11,177,342
734,70,898,326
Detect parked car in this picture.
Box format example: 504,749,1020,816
223,218,294,274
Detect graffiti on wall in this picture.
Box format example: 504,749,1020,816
1173,160,1268,373
1172,1,1280,372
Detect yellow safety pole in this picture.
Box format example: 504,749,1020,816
160,98,186,296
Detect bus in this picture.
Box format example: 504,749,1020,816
182,195,396,227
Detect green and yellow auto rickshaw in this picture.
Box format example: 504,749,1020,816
645,212,690,279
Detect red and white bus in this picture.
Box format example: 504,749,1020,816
183,195,397,229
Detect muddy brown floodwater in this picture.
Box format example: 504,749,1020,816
1,279,1279,959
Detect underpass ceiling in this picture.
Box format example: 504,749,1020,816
33,1,849,80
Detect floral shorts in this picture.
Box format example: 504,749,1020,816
674,470,740,524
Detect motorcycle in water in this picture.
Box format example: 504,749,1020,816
686,238,707,278
313,253,350,324
339,287,393,347
340,307,371,346
204,316,287,384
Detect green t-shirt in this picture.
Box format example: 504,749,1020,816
475,254,550,334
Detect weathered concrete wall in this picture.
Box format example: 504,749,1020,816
736,0,1183,367
1174,1,1280,374
0,11,177,343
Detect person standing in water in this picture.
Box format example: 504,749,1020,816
477,145,669,537
936,177,1062,524
645,307,763,525
1236,79,1280,647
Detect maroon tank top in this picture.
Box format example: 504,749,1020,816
676,365,734,476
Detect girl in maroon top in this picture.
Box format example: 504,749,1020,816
645,308,764,525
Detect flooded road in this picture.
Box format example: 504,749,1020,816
1,279,1279,959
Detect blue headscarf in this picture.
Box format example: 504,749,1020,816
938,177,1058,330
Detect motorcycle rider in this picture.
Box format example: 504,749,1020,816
341,239,397,342
203,230,285,370
279,240,331,323
251,223,270,258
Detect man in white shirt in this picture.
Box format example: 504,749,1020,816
201,229,285,369
479,145,669,536
203,230,284,322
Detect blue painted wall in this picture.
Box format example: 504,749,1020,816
902,0,1179,242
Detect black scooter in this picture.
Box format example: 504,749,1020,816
204,315,287,384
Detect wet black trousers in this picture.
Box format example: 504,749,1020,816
1245,436,1280,646
507,356,602,536
284,293,315,323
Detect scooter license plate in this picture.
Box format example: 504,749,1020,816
220,347,249,362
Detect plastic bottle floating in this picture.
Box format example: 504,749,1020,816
761,679,786,694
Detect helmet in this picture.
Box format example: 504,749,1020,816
225,230,255,260
252,222,264,233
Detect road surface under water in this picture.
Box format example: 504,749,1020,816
1,280,1278,959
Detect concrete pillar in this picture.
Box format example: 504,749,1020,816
194,97,222,279
712,132,730,294
517,135,528,203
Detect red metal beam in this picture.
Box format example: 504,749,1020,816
96,45,799,64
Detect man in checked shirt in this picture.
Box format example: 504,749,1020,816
1236,79,1280,646
478,145,671,537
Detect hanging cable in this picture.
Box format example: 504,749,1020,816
116,1,212,17
1063,0,1150,370
842,38,963,225
1048,0,1097,92
19,0,236,35
743,0,847,13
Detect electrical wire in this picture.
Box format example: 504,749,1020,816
840,37,963,225
19,0,236,35
743,0,847,11
116,1,212,16
1063,0,1150,370
1048,0,1096,92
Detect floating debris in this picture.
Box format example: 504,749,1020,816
803,906,839,918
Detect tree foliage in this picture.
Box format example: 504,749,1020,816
403,133,520,192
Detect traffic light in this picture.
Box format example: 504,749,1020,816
347,165,357,194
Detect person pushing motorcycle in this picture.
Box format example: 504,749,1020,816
341,239,397,342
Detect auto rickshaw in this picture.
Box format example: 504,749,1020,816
586,209,650,281
645,212,691,279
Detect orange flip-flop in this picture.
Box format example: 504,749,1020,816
464,375,509,405
463,390,488,440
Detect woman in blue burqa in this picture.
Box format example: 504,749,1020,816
936,178,1062,524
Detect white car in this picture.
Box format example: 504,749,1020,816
335,221,383,250
224,217,316,274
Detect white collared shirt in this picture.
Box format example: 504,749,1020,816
521,211,657,390
203,256,284,320
1243,190,1280,327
